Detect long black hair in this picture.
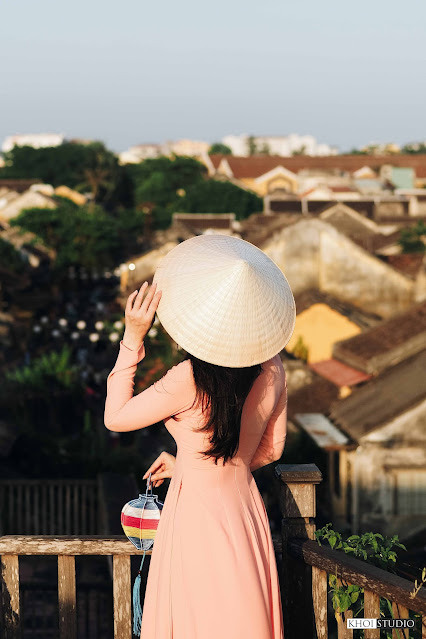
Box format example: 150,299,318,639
178,350,263,465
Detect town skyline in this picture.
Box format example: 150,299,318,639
2,130,426,157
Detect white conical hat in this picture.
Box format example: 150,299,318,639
152,234,296,367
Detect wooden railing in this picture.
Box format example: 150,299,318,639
0,536,145,639
276,463,426,639
1,465,425,638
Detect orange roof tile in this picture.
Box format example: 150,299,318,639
208,154,426,179
309,358,372,387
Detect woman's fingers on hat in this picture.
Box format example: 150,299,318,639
141,282,158,313
147,290,162,320
132,282,149,311
125,288,140,314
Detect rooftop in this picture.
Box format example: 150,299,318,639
333,300,426,373
308,358,372,387
293,288,384,329
329,348,426,441
208,153,426,179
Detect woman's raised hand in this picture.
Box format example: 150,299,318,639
122,281,162,351
143,451,176,488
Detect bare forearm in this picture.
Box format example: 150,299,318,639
250,458,276,473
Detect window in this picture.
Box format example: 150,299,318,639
333,451,341,498
393,469,426,516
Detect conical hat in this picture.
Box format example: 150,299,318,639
152,234,296,367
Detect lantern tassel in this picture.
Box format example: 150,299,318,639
133,551,147,637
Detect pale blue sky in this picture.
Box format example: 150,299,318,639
1,0,425,153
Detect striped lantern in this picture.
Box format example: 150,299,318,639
121,473,164,636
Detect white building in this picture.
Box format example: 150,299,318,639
119,144,163,164
221,134,338,157
165,139,210,157
2,133,65,153
119,139,210,164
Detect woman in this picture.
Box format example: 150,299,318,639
104,235,296,639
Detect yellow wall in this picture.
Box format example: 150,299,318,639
238,175,298,197
286,303,361,363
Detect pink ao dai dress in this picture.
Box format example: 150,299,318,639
104,339,288,639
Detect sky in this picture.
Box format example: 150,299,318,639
1,0,425,153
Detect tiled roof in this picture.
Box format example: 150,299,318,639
293,288,384,328
0,179,40,193
328,186,358,193
308,358,372,387
209,154,426,179
379,254,426,279
329,349,426,440
287,377,340,421
238,212,299,247
172,213,234,230
319,204,402,253
333,300,426,373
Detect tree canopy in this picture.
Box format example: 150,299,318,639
176,179,263,220
208,143,232,155
128,154,208,203
398,220,426,253
0,142,133,209
10,201,146,273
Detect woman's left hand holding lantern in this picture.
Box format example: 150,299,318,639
143,451,176,487
122,281,162,351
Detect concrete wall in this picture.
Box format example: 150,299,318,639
261,218,414,318
342,399,426,539
286,303,361,363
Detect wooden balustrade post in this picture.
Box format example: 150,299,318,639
58,555,76,639
1,554,21,639
275,463,323,639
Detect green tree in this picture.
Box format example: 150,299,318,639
0,237,28,272
9,201,145,274
128,155,208,230
292,144,307,156
175,179,263,220
75,143,122,206
258,142,271,155
401,142,426,154
247,135,258,155
129,155,207,200
208,143,232,155
398,221,426,253
0,141,133,208
347,148,368,155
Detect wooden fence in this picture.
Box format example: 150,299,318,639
1,465,425,638
0,480,99,536
277,464,426,639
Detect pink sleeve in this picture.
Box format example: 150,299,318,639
250,368,288,467
104,340,195,432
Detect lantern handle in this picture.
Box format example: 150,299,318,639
146,472,153,496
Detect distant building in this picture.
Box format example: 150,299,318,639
54,185,87,206
119,139,210,164
2,133,65,153
221,134,338,157
380,166,415,190
0,189,57,222
165,139,210,157
171,213,237,236
119,144,163,164
303,302,426,538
